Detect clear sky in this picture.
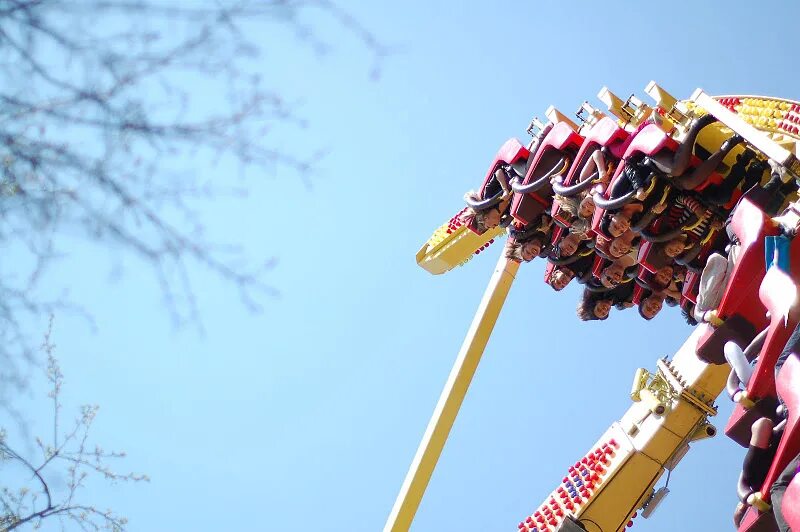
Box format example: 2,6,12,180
9,1,800,531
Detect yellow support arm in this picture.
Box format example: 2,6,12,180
385,255,520,531
416,218,504,275
519,328,730,531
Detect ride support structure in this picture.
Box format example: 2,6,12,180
387,83,800,531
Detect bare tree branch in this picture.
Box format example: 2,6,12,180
0,0,386,404
0,319,148,531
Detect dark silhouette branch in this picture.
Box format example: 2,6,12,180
1,320,148,531
0,0,386,404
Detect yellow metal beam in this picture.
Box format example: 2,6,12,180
545,105,579,131
644,81,678,111
384,255,520,532
520,327,733,531
691,89,800,176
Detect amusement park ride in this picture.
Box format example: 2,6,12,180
385,83,800,531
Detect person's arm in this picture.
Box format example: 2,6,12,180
576,151,598,183
497,196,511,213
652,202,667,214
495,167,512,196
592,149,612,183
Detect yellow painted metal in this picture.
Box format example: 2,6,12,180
598,87,634,124
410,84,800,531
384,255,520,532
577,428,663,532
522,328,732,531
416,221,504,275
689,90,800,174
711,94,800,144
644,81,678,113
545,105,580,131
748,491,772,512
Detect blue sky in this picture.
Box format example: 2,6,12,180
8,1,800,531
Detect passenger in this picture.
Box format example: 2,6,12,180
762,159,800,214
638,292,665,320
681,306,698,326
611,154,656,201
694,245,740,322
566,252,597,286
771,452,800,532
651,265,683,300
609,231,639,259
648,194,723,252
555,232,591,259
599,250,638,288
599,197,663,238
606,279,636,310
702,149,762,207
649,113,745,190
774,327,800,415
663,235,692,259
526,212,554,235
652,265,673,288
554,193,595,238
569,218,592,240
461,167,513,234
576,147,615,187
556,193,597,220
505,213,553,263
734,417,781,527
770,341,800,532
776,323,800,377
505,233,546,263
576,291,612,321
548,267,574,291
600,261,627,288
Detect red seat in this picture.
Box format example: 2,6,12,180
695,200,776,364
544,261,556,284
591,255,606,280
464,138,531,234
557,118,629,191
549,225,565,249
632,284,647,305
737,505,778,532
716,200,779,322
623,123,680,159
783,470,800,529
746,269,800,402
637,239,670,274
735,359,800,529
511,122,583,225
590,124,678,235
550,117,629,224
725,400,781,449
758,355,800,501
590,120,733,236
